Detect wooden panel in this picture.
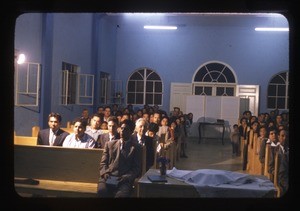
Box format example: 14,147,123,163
264,144,271,179
14,136,37,146
14,178,98,197
60,127,74,134
14,145,103,183
31,126,40,137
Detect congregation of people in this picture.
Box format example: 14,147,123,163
34,104,289,197
230,109,289,197
36,104,193,197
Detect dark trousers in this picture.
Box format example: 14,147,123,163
97,178,133,198
231,142,239,155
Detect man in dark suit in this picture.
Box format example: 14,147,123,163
37,112,69,146
130,118,156,171
97,116,119,148
97,119,142,198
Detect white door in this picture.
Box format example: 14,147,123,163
169,83,192,114
237,85,260,117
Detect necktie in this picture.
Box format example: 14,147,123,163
49,130,55,146
121,141,127,157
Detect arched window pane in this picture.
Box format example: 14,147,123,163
130,72,143,80
127,68,163,106
277,98,285,109
154,94,162,105
195,86,203,95
226,87,234,96
267,97,276,109
148,72,160,80
155,82,162,92
136,81,144,92
267,71,289,110
136,93,144,104
127,93,135,104
193,61,237,96
146,81,153,92
277,85,286,96
128,81,136,92
268,85,277,96
216,87,224,96
145,94,153,104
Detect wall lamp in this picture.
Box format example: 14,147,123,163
255,27,289,32
144,25,177,30
15,49,26,64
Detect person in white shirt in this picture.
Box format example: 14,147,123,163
63,118,96,148
85,113,104,147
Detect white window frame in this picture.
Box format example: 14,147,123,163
61,70,94,106
15,62,41,107
77,73,94,105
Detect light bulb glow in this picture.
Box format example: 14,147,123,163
17,53,26,64
144,25,177,30
255,27,289,32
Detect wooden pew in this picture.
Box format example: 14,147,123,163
14,135,37,146
264,143,271,179
273,150,280,197
252,135,264,175
60,127,74,134
14,145,104,197
14,143,146,197
246,130,254,172
31,126,40,137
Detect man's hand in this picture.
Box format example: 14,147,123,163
103,173,110,180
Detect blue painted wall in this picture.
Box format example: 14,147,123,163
14,13,289,135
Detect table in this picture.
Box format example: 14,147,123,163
198,122,225,144
137,169,199,198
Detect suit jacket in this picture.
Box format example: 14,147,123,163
98,132,119,149
37,128,69,146
277,146,289,196
99,138,142,184
131,132,155,171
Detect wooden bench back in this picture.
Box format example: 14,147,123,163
264,143,271,179
60,127,74,134
14,145,103,183
14,136,37,146
32,126,40,137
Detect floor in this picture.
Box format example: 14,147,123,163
175,137,245,173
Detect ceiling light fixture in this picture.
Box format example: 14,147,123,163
144,25,177,30
255,27,289,32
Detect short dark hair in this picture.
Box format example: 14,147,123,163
48,112,62,122
72,117,87,129
148,122,159,133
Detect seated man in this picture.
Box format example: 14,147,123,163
97,119,142,198
37,112,69,146
85,113,104,148
98,116,119,149
62,118,96,148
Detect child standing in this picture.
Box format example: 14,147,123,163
230,124,240,156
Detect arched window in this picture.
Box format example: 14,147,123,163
192,61,237,96
127,68,163,106
267,71,289,110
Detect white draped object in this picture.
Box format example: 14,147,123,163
167,168,276,197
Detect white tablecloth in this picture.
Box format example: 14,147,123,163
167,168,276,197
